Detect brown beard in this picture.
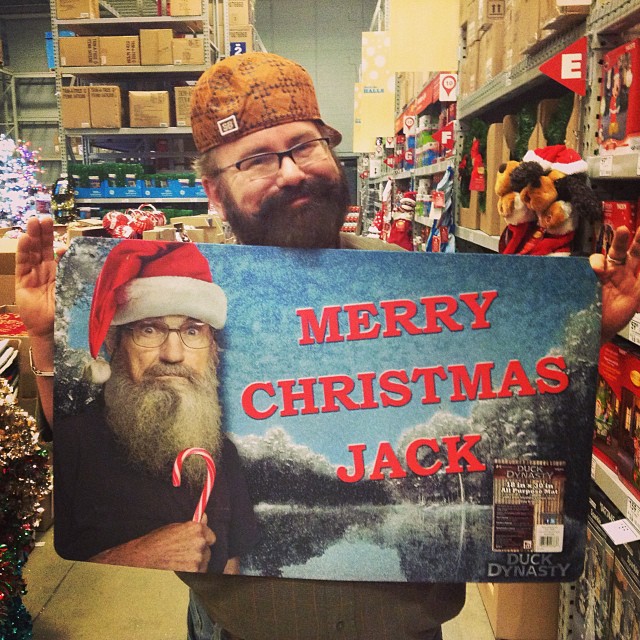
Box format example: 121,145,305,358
103,348,223,488
219,162,350,248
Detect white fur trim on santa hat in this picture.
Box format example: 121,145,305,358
112,276,227,328
522,149,553,171
550,158,588,175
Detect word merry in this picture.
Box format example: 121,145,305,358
295,290,499,345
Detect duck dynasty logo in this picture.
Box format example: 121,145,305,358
487,553,572,579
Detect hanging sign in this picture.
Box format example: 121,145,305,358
403,115,417,135
539,37,588,96
438,73,458,102
433,121,456,150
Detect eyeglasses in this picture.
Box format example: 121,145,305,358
124,320,213,349
217,137,331,181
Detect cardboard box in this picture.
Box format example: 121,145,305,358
460,40,479,97
459,190,481,229
59,37,100,66
56,0,99,19
229,25,254,56
174,86,195,126
169,0,201,16
61,87,91,129
0,241,17,307
172,37,204,65
129,91,170,128
99,36,140,66
478,582,560,640
88,86,122,128
482,123,509,236
479,21,505,85
228,0,254,26
140,29,174,66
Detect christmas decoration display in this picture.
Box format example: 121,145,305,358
101,203,167,239
497,145,600,256
387,190,415,251
0,377,51,639
0,135,44,229
340,206,360,234
425,165,455,253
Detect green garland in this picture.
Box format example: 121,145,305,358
514,103,537,161
543,93,575,146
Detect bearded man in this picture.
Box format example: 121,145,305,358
53,240,257,574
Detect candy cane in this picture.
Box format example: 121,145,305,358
172,448,217,523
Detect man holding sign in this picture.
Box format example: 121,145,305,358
16,51,640,640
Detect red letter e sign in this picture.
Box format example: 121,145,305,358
539,37,587,96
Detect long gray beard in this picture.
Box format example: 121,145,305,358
103,351,223,488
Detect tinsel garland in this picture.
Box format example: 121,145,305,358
0,378,51,639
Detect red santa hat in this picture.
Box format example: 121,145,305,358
87,240,226,381
522,144,587,174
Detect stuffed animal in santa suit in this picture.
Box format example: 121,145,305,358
387,191,416,251
498,145,600,256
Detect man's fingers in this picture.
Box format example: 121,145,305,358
627,226,640,272
608,226,631,263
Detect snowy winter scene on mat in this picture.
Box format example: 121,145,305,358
54,238,601,583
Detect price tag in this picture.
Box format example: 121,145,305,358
602,519,640,545
628,313,640,345
628,497,640,532
591,456,596,480
599,156,613,177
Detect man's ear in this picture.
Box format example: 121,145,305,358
202,177,227,221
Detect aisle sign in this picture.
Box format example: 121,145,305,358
539,37,588,96
54,240,602,583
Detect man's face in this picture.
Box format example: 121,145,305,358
202,121,350,248
118,314,212,384
103,314,222,484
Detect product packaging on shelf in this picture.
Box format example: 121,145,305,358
172,36,205,65
88,86,122,129
59,36,100,67
598,200,638,255
99,36,140,66
140,29,174,66
229,25,255,55
60,87,91,129
599,38,640,155
168,0,201,16
610,560,640,640
617,346,640,494
128,91,170,128
55,0,99,19
594,340,626,470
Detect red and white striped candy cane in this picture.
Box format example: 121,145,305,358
172,448,217,523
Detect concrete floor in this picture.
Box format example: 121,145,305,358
23,527,496,640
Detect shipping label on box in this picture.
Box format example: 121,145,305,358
174,86,195,126
172,37,205,65
140,29,174,66
88,86,122,129
59,37,100,66
56,0,99,19
128,91,170,128
99,36,140,66
61,87,91,129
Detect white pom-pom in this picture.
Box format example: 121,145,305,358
84,358,111,384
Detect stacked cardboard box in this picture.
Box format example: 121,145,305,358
140,29,174,65
55,0,99,19
174,86,195,127
59,37,100,66
129,91,170,128
99,36,140,66
61,86,122,129
172,37,205,65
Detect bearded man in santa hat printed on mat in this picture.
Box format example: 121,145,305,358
53,239,257,574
